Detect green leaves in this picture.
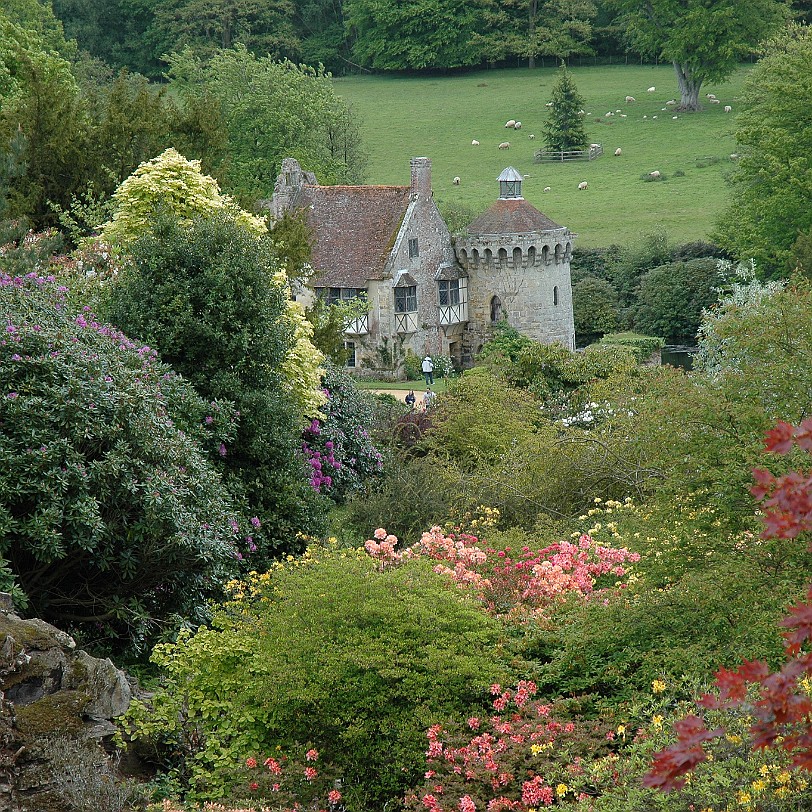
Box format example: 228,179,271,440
0,270,240,654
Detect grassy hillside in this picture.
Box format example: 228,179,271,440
333,64,753,247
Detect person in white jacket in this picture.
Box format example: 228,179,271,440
421,356,434,385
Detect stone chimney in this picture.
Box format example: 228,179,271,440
410,157,432,199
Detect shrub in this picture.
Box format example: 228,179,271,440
598,332,665,362
0,271,239,653
105,210,329,565
123,541,510,810
572,275,622,338
632,258,721,343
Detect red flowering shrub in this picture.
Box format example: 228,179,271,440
403,682,612,812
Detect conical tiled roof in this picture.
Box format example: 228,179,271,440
466,198,563,235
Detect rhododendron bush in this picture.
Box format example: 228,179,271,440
0,271,239,652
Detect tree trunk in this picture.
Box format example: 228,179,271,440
673,61,701,111
528,0,538,68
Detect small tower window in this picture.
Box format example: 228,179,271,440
408,238,419,258
490,296,503,322
553,286,559,306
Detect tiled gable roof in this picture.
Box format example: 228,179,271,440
467,198,563,235
300,184,412,288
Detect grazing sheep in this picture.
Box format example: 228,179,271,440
647,86,656,92
730,153,740,160
652,115,658,119
505,119,516,128
724,105,732,113
545,102,553,107
528,134,535,140
666,99,677,106
498,141,511,149
605,112,614,117
543,186,551,192
707,93,716,99
471,139,480,146
452,177,461,185
672,115,678,120
514,121,522,129
625,95,636,103
614,147,622,156
709,98,721,104
578,181,588,190
649,170,661,179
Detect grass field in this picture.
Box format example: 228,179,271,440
333,64,754,247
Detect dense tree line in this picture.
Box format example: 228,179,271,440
35,0,805,77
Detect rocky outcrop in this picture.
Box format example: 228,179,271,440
0,596,132,812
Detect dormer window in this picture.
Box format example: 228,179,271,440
408,238,419,259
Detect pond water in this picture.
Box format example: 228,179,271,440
661,345,699,370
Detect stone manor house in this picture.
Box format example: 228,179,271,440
270,156,575,372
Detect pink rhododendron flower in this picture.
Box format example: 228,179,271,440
246,757,257,768
328,790,342,804
304,766,318,781
306,748,319,761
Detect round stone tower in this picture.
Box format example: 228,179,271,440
455,167,575,351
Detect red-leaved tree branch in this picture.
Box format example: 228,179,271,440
644,418,812,791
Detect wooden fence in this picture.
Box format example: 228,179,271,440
534,143,603,162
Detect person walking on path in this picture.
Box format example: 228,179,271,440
422,355,434,385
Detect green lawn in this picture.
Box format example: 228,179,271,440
333,64,753,247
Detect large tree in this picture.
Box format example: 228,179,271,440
714,25,812,278
344,0,492,70
166,47,365,204
610,0,789,110
149,0,300,64
0,11,91,226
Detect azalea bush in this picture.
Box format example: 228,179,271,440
365,522,641,624
405,681,612,812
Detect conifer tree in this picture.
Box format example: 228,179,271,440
542,65,588,153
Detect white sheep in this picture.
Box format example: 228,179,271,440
543,186,551,193
647,86,656,92
498,141,511,150
707,93,716,99
672,115,678,120
513,121,522,129
471,139,480,146
505,119,516,128
614,147,622,156
605,112,614,117
666,100,677,106
724,105,732,113
652,115,658,119
625,95,636,103
649,170,661,179
545,102,553,107
452,176,461,185
528,134,535,140
709,98,721,104
578,181,588,190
